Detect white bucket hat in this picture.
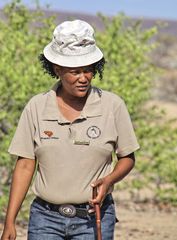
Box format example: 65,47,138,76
43,20,103,67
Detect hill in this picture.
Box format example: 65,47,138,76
0,8,177,36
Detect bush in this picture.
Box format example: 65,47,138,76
95,14,157,117
0,1,177,218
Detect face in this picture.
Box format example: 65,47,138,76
54,65,94,98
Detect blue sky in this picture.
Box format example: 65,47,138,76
1,0,177,20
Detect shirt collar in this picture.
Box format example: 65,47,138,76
42,81,102,123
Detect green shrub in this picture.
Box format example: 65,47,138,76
0,1,177,219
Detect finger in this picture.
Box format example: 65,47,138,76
89,199,94,206
10,234,16,240
90,192,105,205
88,208,95,214
91,178,103,188
91,197,103,205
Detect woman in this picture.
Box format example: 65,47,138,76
1,20,139,240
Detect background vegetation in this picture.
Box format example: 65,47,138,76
0,0,176,220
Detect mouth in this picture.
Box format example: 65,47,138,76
76,85,89,91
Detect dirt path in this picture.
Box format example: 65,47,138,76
1,200,177,240
115,203,177,240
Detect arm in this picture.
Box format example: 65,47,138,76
90,153,135,205
1,157,36,240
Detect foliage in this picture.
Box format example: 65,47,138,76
0,1,56,217
137,110,177,198
94,14,157,117
0,0,177,219
93,14,177,205
0,0,56,170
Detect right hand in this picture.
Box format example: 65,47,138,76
1,223,16,240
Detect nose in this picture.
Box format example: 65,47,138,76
78,72,87,82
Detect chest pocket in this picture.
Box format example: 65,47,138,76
37,120,60,146
73,123,117,153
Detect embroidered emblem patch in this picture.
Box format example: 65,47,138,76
44,131,53,137
87,126,101,139
41,131,59,140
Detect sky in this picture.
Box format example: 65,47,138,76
0,0,177,20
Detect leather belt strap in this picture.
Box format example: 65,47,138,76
34,194,113,219
35,197,89,218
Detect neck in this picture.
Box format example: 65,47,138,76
57,87,89,109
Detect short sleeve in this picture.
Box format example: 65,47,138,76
8,105,35,160
115,100,140,157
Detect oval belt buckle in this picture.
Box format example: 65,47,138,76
59,204,76,217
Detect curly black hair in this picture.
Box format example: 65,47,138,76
38,54,106,80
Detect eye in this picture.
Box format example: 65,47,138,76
70,70,79,75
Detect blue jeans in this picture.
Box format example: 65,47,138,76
28,195,117,239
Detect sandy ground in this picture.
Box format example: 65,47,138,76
1,199,177,240
114,203,177,240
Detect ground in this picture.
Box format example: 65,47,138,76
114,201,177,240
1,192,177,240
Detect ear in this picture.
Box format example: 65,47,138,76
53,64,61,77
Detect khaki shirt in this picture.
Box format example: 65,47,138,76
9,82,139,204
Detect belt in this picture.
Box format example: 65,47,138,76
35,194,113,219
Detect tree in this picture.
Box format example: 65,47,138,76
0,0,177,217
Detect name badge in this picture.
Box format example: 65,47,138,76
73,140,90,145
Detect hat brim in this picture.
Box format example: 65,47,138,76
43,42,103,67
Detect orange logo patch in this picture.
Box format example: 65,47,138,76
44,131,53,137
